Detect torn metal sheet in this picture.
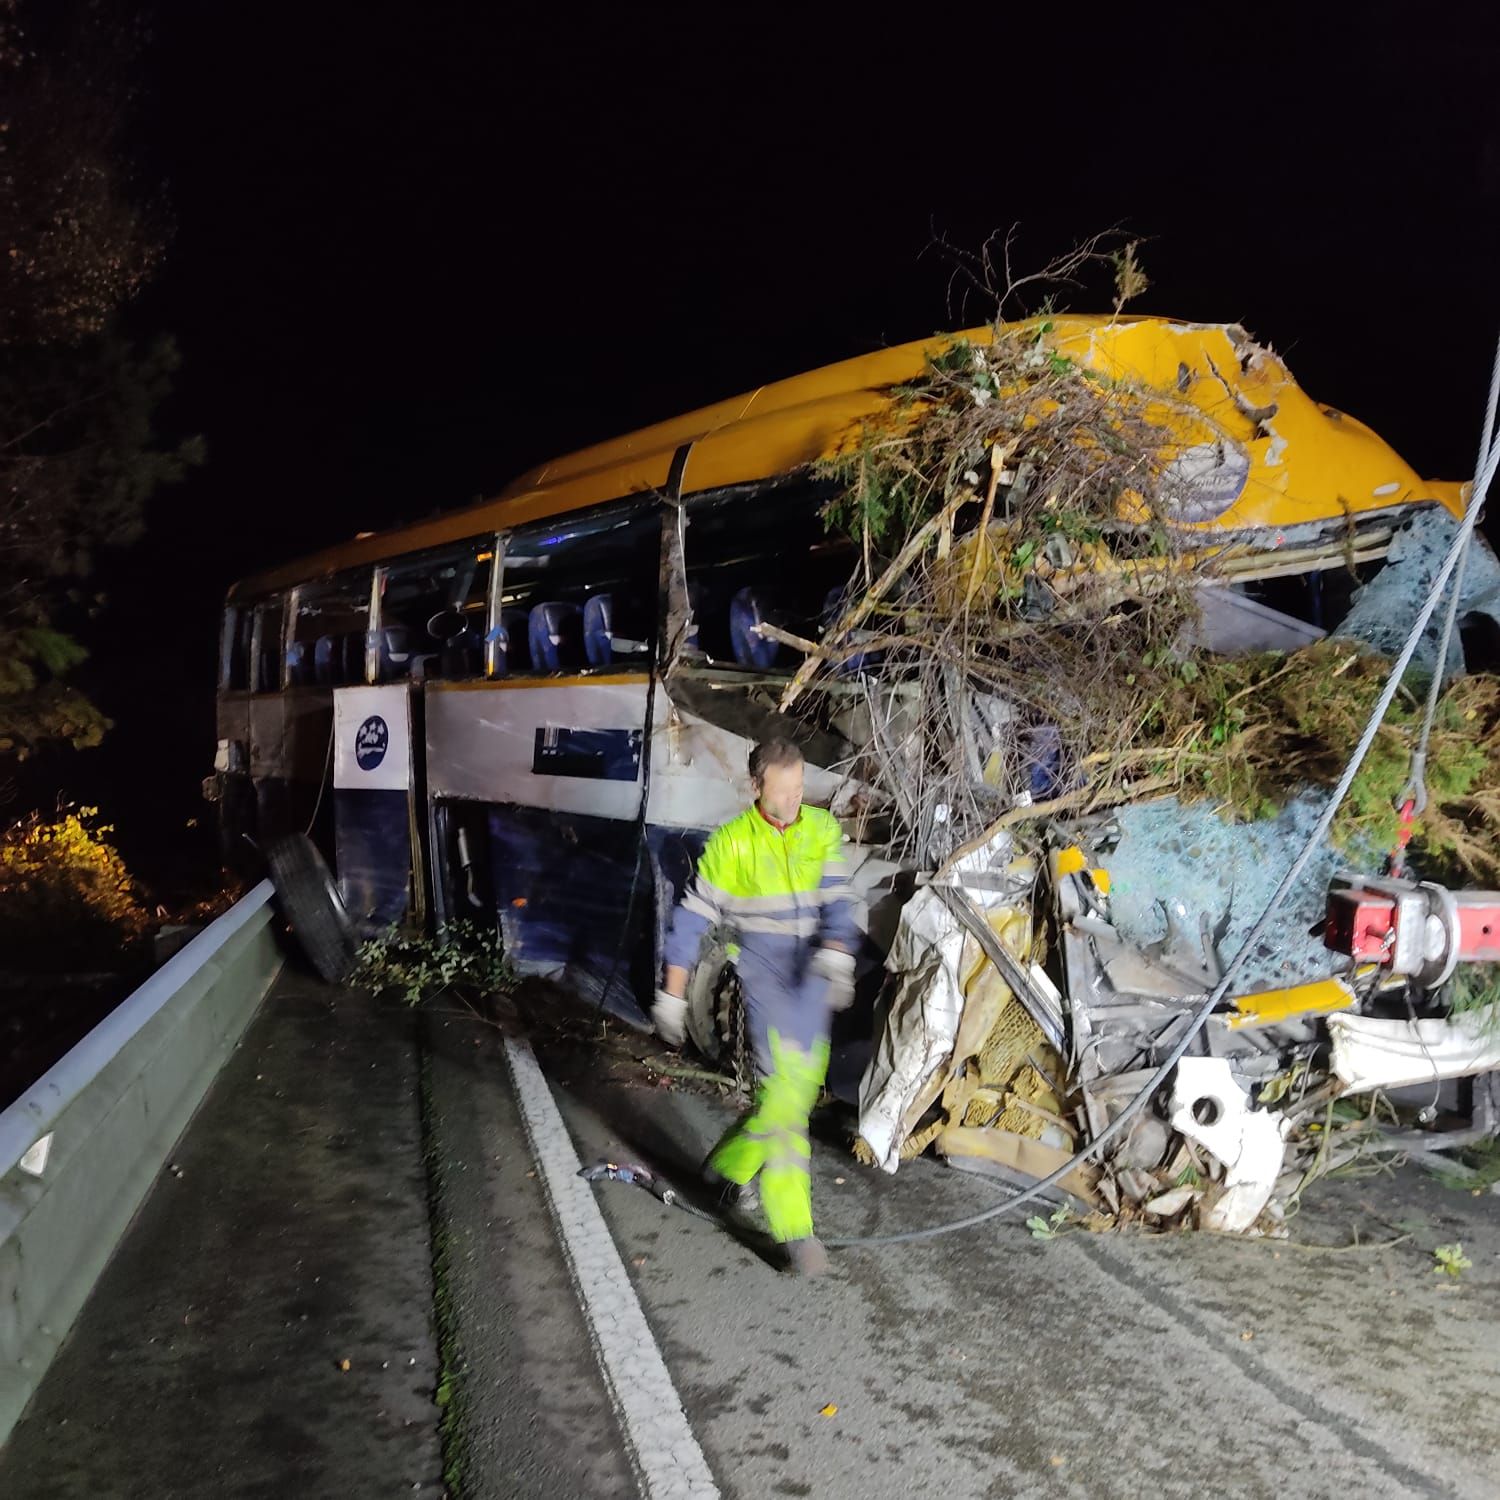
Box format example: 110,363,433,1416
856,831,1031,1173
1170,1057,1288,1234
1328,1010,1500,1095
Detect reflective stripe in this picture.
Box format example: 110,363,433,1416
693,875,735,908
737,913,820,939
725,886,841,914
681,890,721,924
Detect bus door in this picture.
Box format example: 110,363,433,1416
332,682,421,931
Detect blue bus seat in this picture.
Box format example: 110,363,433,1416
286,640,312,686
729,586,784,670
375,626,412,680
583,594,614,666
821,585,884,676
528,602,584,672
314,634,340,686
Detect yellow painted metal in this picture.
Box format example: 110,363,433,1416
234,316,1461,598
1227,976,1356,1029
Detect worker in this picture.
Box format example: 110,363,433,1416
653,736,858,1275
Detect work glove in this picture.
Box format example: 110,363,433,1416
652,988,688,1047
808,946,857,1012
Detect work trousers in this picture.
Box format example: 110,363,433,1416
708,959,831,1243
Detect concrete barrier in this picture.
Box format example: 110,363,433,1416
0,881,285,1444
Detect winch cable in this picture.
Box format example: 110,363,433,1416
1400,339,1500,825
826,332,1500,1251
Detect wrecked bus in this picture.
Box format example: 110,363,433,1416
210,315,1500,1230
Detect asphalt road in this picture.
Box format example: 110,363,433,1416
5,972,1498,1500
520,1019,1500,1500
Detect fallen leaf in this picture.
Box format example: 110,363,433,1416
819,1404,838,1418
1049,1455,1065,1467
1240,1330,1254,1341
338,1358,351,1372
834,1177,846,1185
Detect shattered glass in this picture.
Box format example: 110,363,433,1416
1335,508,1500,678
1096,793,1373,997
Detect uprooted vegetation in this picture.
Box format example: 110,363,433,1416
786,315,1500,876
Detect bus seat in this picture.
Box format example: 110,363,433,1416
376,626,413,680
821,585,884,676
729,586,784,670
314,634,340,686
528,602,584,672
583,594,614,666
286,640,311,686
439,632,482,680
501,608,532,673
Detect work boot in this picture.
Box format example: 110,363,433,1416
783,1236,829,1277
701,1165,760,1216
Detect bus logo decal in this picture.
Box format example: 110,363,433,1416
355,715,389,771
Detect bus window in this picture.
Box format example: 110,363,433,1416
376,540,492,682
683,480,856,672
221,605,255,692
288,570,372,687
249,597,287,693
500,505,659,676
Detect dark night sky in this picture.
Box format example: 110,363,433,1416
48,3,1500,889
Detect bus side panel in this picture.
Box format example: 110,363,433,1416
332,685,416,931
426,681,647,820
645,694,846,830
245,689,334,844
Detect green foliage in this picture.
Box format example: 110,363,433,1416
0,628,111,757
1139,642,1500,874
0,805,149,971
1026,1206,1073,1241
1433,1242,1472,1278
0,3,201,763
1431,1134,1500,1193
351,920,514,1008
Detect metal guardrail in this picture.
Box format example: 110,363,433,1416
0,880,285,1445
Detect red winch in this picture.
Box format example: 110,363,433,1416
1324,873,1500,988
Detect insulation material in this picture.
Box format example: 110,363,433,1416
961,1003,1064,1141
1328,1010,1500,1094
936,1125,1099,1206
855,832,1033,1172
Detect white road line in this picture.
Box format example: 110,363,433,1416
502,1035,720,1500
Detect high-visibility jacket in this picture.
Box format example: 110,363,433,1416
662,804,858,990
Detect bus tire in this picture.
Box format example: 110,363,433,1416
264,833,359,984
684,933,750,1091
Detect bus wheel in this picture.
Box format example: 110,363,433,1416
684,936,751,1095
264,833,359,984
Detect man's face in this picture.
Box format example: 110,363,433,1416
757,760,804,825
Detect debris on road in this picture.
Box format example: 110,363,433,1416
768,314,1500,1235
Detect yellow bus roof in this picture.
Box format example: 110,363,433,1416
233,315,1463,598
